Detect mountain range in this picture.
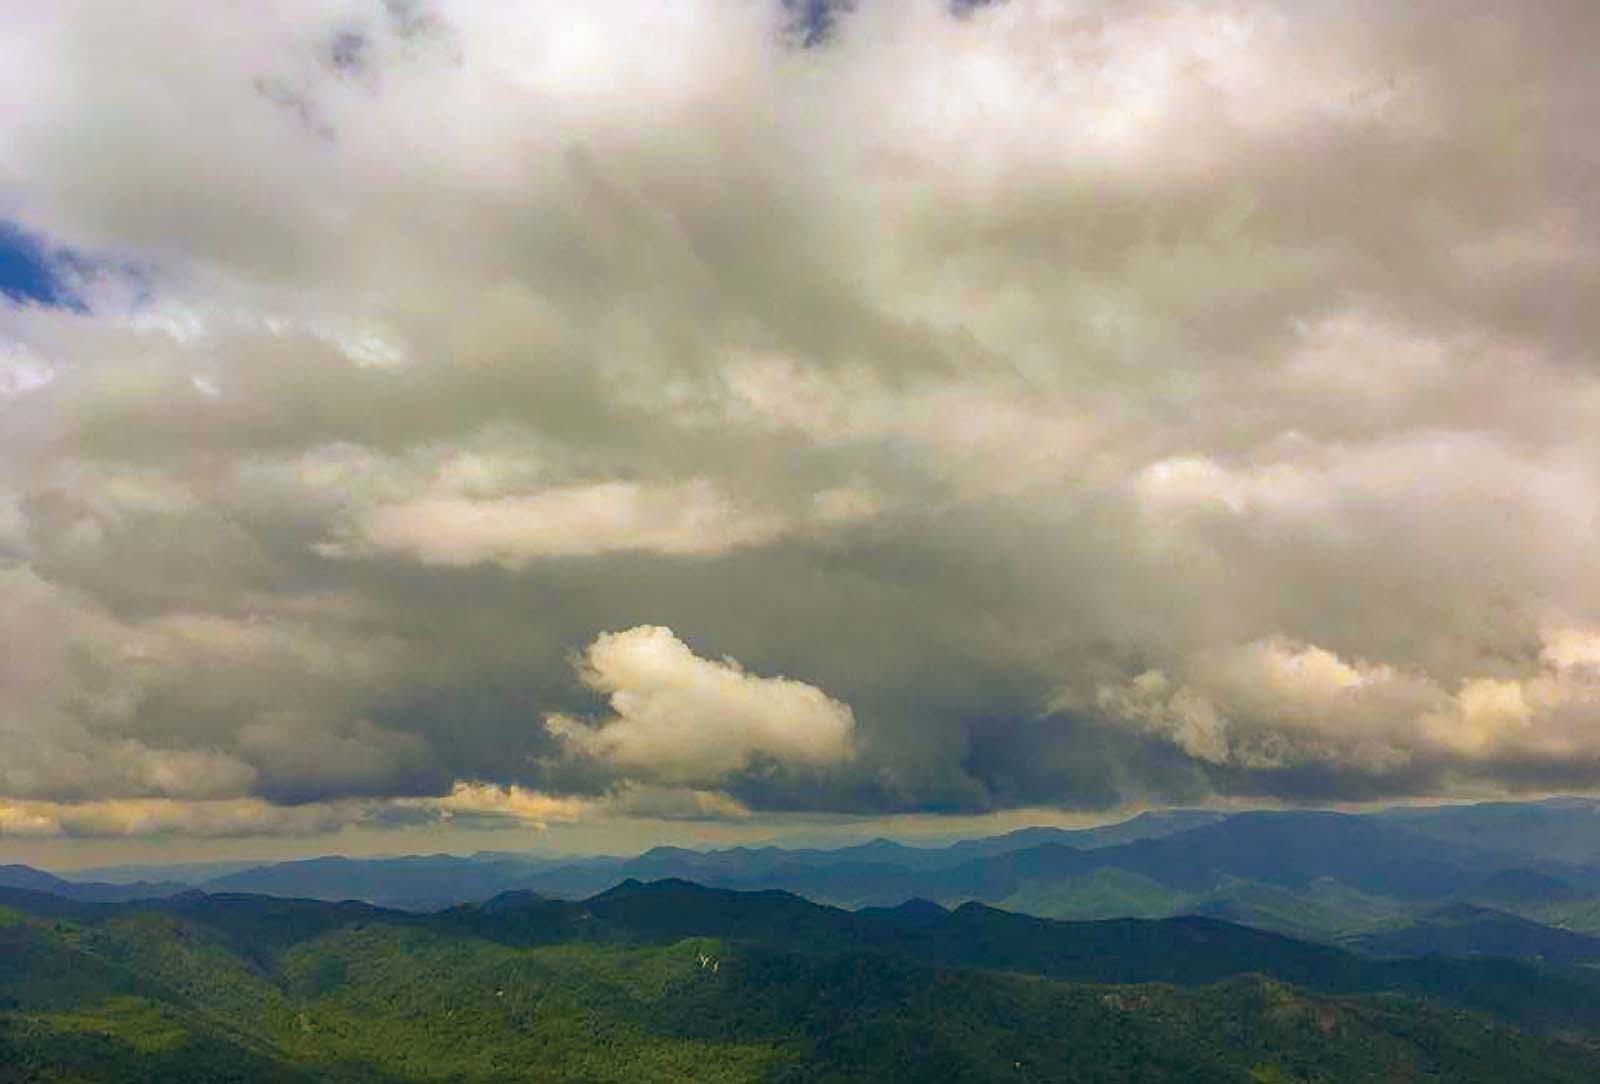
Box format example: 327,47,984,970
13,800,1600,1079
7,877,1600,1082
18,799,1600,962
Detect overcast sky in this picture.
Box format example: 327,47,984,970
2,0,1598,867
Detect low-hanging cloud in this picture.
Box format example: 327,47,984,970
1091,625,1600,790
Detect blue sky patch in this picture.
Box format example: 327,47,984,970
0,221,83,309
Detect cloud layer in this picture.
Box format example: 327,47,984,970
2,0,1599,844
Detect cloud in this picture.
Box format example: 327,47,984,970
0,565,259,803
1092,624,1600,788
547,626,856,784
421,778,749,827
0,1,1599,848
0,797,371,839
420,781,596,828
0,781,752,840
329,480,784,565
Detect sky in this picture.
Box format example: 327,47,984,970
2,0,1599,867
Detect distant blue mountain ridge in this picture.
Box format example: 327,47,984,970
10,798,1600,965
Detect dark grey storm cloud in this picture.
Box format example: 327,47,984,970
2,0,1599,845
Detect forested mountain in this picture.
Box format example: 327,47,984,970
7,879,1600,1083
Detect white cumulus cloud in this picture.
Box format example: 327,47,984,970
547,625,856,784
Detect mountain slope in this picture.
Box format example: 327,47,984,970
1029,811,1509,897
1381,798,1600,864
0,865,186,905
6,883,1600,1083
438,878,1600,1036
199,855,559,911
1354,903,1600,963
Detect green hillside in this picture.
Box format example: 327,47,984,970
4,888,1600,1083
